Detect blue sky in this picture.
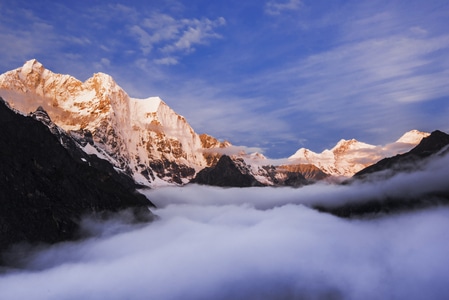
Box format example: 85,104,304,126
1,0,449,158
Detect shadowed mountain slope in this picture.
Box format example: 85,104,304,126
0,98,155,255
191,155,264,187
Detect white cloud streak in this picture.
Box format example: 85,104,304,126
235,6,449,147
153,57,179,66
203,144,264,156
130,25,154,55
0,10,58,67
129,12,225,59
265,0,302,15
147,151,449,209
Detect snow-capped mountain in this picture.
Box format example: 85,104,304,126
395,129,430,144
288,130,429,177
0,59,431,186
0,59,227,186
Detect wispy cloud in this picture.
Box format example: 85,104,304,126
265,0,302,15
129,25,154,55
160,17,226,54
153,57,179,65
0,8,58,68
128,11,225,61
203,144,264,156
235,5,449,148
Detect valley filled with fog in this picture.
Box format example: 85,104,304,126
1,196,448,299
1,152,449,300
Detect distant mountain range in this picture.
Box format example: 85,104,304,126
0,60,430,187
288,130,429,177
315,130,449,217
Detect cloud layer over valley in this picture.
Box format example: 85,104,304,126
1,152,449,300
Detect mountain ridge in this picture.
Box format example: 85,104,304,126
0,59,430,186
354,130,449,180
288,130,429,177
0,59,226,186
315,130,449,217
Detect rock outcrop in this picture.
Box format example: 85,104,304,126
191,155,264,187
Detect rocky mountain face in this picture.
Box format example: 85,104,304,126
0,60,227,186
199,133,232,166
277,164,329,181
0,98,155,257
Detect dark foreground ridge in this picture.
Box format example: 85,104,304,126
316,130,449,218
0,98,155,258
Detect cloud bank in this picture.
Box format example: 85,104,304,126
1,153,449,299
1,204,448,299
149,150,449,210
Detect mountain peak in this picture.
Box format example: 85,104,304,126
84,72,120,94
332,138,373,153
91,72,114,84
396,129,430,144
19,59,46,82
22,59,44,72
333,138,355,148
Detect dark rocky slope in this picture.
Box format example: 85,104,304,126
0,98,155,256
191,155,264,187
191,155,310,187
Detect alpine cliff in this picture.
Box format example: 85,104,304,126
0,59,228,186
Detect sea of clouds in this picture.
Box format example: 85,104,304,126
1,153,449,299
